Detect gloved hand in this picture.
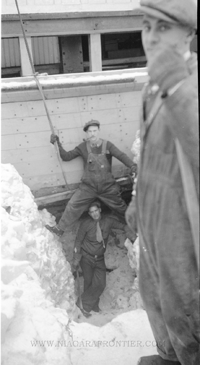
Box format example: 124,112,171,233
130,164,137,175
50,133,60,145
147,45,189,93
125,225,137,244
72,257,80,273
125,196,138,236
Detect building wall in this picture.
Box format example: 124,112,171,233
2,0,140,14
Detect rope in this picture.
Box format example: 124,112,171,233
14,0,69,188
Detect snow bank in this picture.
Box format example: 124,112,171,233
1,163,75,364
70,309,157,365
1,163,75,312
131,130,141,164
1,163,157,365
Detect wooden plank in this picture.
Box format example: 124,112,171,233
35,190,76,206
2,16,143,37
89,34,102,72
2,11,144,21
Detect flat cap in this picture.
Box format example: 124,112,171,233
140,0,197,29
83,120,100,132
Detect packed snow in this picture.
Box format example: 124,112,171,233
1,163,157,364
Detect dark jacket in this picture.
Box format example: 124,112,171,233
74,214,132,262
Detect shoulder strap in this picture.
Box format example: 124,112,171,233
101,139,107,154
146,91,164,129
86,141,92,154
140,91,164,141
175,139,199,270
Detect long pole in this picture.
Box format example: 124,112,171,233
14,0,69,188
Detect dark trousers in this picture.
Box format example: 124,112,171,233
80,255,106,312
58,182,126,231
137,184,199,365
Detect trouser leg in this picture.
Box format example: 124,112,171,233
58,185,96,231
99,182,127,221
80,256,94,292
80,256,106,312
139,237,178,362
138,188,199,365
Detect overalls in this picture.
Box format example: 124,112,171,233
58,140,127,230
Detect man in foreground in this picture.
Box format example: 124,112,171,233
46,120,136,237
126,0,199,364
73,201,134,317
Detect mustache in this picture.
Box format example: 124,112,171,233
83,136,96,141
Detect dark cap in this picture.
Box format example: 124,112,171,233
83,120,100,132
140,0,197,29
89,200,101,210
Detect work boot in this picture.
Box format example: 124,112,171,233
137,355,181,365
45,224,64,237
76,300,92,318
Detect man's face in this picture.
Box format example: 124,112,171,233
86,126,100,143
142,14,192,62
89,206,101,220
